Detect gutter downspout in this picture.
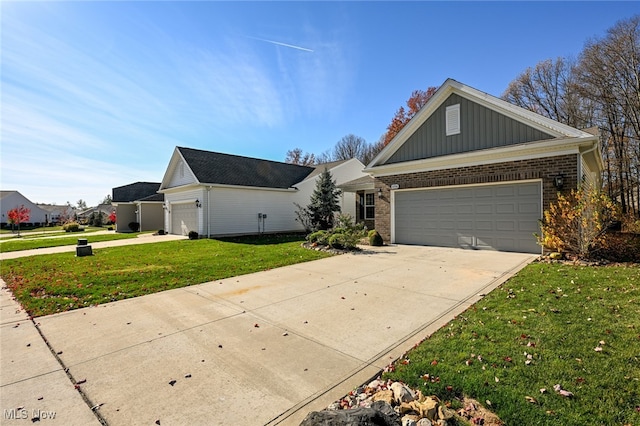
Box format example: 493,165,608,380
581,141,601,189
207,186,212,238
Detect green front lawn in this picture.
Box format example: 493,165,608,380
1,234,330,316
0,232,142,252
384,262,640,426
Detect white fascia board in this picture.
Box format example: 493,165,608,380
159,148,200,190
158,183,201,194
366,136,597,177
160,183,297,193
204,183,299,192
368,78,594,168
159,148,182,190
369,83,456,167
453,85,590,139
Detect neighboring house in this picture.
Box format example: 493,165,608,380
158,147,366,237
112,182,164,232
38,203,76,225
363,79,604,254
76,204,113,225
0,191,48,226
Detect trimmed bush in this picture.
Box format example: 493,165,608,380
328,233,345,249
368,229,384,246
128,222,140,232
188,231,199,240
307,230,329,245
63,222,81,232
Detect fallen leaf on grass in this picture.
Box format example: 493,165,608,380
553,384,574,397
525,396,537,404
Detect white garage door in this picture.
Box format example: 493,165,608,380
394,182,541,253
171,203,197,236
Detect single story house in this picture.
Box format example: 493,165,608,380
158,147,367,237
37,203,76,225
363,78,604,254
112,182,164,232
0,190,49,226
76,204,114,225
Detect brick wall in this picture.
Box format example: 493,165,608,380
373,154,579,243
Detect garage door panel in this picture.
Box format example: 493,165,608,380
395,182,541,253
475,188,493,197
171,203,197,236
475,204,493,214
496,220,516,231
457,204,474,214
519,202,540,214
496,203,515,214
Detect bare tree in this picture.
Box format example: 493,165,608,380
285,148,316,166
502,57,595,129
332,134,367,162
575,15,640,215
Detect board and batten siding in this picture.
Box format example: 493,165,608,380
385,93,555,165
209,186,302,236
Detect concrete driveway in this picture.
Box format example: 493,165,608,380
8,245,536,425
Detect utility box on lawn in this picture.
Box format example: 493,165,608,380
76,238,92,257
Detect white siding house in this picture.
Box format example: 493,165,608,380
158,147,368,237
0,191,49,225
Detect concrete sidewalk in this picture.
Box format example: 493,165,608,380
1,245,537,425
0,283,101,425
0,233,187,260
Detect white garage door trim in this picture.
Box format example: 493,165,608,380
392,180,542,254
170,202,198,236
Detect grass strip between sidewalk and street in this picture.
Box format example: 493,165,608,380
0,232,143,252
1,234,331,317
383,262,640,426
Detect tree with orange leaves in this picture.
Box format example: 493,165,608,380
381,87,438,146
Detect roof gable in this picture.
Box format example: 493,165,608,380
369,79,597,168
163,147,315,190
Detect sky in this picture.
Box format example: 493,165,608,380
2,1,639,206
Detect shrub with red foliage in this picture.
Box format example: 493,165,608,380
595,232,640,263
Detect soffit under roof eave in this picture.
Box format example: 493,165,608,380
365,137,597,177
160,182,298,193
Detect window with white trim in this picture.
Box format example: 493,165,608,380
365,192,375,219
446,104,460,136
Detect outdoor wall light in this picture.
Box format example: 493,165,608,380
377,188,382,198
195,199,202,208
553,174,565,190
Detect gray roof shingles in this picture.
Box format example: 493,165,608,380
112,182,163,203
178,147,315,189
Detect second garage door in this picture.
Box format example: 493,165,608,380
394,181,541,253
171,202,198,236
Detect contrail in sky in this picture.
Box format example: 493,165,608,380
247,36,314,52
